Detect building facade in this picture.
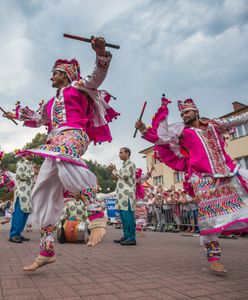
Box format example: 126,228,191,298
139,101,248,190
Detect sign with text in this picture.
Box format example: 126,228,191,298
104,197,120,219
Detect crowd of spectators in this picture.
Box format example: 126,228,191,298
137,184,199,234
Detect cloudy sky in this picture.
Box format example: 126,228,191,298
0,0,248,170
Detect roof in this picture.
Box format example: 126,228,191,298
220,101,248,118
139,145,154,154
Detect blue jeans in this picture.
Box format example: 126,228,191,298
10,197,29,238
119,200,136,241
190,209,199,233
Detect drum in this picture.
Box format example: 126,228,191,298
57,220,88,243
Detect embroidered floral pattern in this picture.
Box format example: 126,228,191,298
40,226,55,257
205,241,221,259
195,124,231,176
96,55,111,71
52,94,66,128
36,129,90,163
18,106,34,120
192,176,247,222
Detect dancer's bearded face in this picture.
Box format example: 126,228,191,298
181,110,198,125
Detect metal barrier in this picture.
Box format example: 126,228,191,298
146,204,199,233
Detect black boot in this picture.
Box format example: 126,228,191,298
113,237,127,243
9,236,23,243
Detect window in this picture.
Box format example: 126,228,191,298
153,176,164,185
174,171,184,183
231,124,248,140
237,157,248,169
244,123,248,135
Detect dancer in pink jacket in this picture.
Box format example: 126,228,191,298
135,96,248,273
5,37,119,271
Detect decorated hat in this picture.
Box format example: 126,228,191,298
178,98,199,114
52,59,81,82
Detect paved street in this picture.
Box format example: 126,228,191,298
0,224,248,300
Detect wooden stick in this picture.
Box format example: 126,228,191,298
63,33,120,49
0,107,18,125
133,101,147,138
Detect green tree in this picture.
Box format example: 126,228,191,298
1,152,17,172
85,159,116,193
24,133,47,166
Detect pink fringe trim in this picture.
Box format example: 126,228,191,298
200,218,248,236
105,108,120,122
87,124,112,144
20,150,88,168
40,251,55,257
15,105,20,120
24,120,39,128
88,211,104,221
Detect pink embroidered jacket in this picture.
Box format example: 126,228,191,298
15,55,120,144
142,102,248,182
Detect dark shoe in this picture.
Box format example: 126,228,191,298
113,237,127,243
120,239,137,246
20,236,30,242
9,236,23,243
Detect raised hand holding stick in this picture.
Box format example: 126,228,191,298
63,33,120,50
0,107,18,125
133,101,147,138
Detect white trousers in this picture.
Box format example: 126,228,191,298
31,158,96,227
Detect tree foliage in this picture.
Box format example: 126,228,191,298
85,159,116,193
24,133,47,166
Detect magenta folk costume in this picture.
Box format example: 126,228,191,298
0,170,16,193
135,168,149,232
135,168,148,201
12,54,119,258
142,97,248,262
0,150,16,192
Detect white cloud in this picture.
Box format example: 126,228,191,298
0,3,32,95
0,118,46,152
0,0,248,170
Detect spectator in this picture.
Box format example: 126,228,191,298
170,191,180,232
179,191,191,232
189,196,199,234
154,185,164,231
146,192,155,227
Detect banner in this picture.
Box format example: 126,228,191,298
104,197,120,219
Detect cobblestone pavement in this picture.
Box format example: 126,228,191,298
0,224,248,300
